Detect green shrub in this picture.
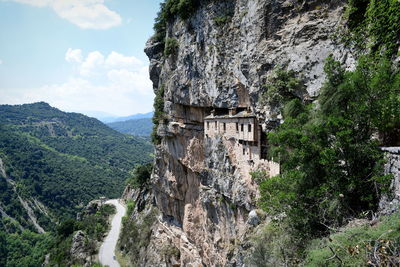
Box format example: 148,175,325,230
164,37,179,56
282,98,305,119
160,244,180,259
250,170,268,185
214,15,232,26
126,200,136,217
260,67,306,108
344,0,400,55
153,0,199,46
126,163,153,188
118,208,158,266
246,223,302,266
49,203,116,266
152,86,165,145
304,212,400,266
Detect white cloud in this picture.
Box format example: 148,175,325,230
8,0,122,29
105,51,143,69
107,66,152,95
65,48,82,63
79,51,104,76
0,77,154,116
0,59,3,65
0,49,154,116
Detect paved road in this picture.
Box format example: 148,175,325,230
99,199,126,267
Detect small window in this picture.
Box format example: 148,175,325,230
236,123,239,132
223,123,226,132
215,121,217,130
243,148,245,155
241,124,244,132
248,124,252,132
207,121,209,130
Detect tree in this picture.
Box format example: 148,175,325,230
259,55,395,239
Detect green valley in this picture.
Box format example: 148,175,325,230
0,102,153,266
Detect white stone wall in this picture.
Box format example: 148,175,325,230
204,117,256,142
205,117,280,180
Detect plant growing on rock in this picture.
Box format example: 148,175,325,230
259,55,397,241
125,163,153,189
151,86,165,145
164,37,179,56
260,67,307,109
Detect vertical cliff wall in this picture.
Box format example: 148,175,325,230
139,0,356,266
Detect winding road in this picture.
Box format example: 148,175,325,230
99,199,126,267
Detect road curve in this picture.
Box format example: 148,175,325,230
99,199,126,267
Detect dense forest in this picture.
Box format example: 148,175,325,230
107,118,153,136
0,102,153,266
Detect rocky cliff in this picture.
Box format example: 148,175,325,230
130,0,358,266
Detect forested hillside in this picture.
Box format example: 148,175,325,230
0,102,153,266
107,118,153,136
0,102,153,225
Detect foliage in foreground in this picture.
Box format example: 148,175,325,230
305,212,400,266
125,163,153,189
48,204,116,267
247,212,400,267
259,55,399,241
151,86,165,145
118,207,158,267
246,223,302,267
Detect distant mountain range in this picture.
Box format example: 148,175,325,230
107,118,153,136
100,111,154,123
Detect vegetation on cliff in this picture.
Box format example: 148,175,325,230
305,211,400,266
253,1,400,263
118,207,158,267
345,0,400,55
153,0,199,46
256,54,400,264
125,163,153,189
151,86,165,145
48,203,116,267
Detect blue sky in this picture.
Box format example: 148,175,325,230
0,0,162,117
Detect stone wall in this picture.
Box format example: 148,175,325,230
205,117,257,142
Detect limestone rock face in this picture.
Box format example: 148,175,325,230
70,231,92,266
379,148,400,215
141,0,355,265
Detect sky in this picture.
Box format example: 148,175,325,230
0,0,162,118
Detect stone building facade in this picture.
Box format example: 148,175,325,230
204,108,280,178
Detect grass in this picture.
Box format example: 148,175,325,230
305,212,400,266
